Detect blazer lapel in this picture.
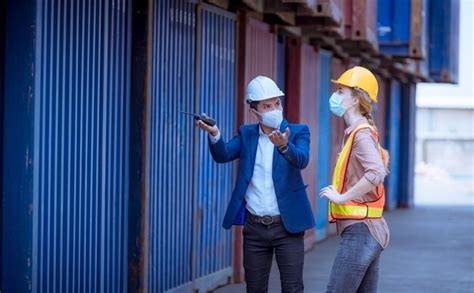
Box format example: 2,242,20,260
249,124,259,176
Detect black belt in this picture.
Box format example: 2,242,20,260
246,211,282,226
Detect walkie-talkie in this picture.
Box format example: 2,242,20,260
181,112,217,127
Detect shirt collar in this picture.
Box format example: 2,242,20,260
344,117,368,136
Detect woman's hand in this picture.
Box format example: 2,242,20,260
320,185,345,205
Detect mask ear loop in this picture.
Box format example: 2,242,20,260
250,108,262,117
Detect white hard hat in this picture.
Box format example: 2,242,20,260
245,76,284,104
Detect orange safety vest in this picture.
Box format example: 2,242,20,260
328,123,385,223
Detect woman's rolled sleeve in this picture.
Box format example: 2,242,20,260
352,129,387,186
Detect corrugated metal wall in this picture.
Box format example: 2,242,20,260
285,39,319,249
373,74,387,145
377,0,427,58
428,0,460,83
385,80,401,209
276,33,286,107
398,83,416,208
315,49,332,241
345,0,379,51
0,0,5,288
329,57,347,169
2,0,37,289
31,0,131,292
146,0,196,291
195,4,235,290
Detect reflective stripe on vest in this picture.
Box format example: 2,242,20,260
328,124,385,223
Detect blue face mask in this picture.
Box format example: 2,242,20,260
329,92,347,117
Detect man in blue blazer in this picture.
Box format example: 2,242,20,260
196,76,314,292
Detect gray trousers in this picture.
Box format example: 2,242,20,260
326,223,383,293
243,214,305,293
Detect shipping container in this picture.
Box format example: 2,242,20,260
428,0,460,83
237,14,277,125
146,0,196,291
314,0,344,26
285,38,318,249
398,83,416,208
277,33,287,107
384,80,401,210
0,1,4,289
194,4,236,291
377,0,428,58
283,0,317,14
3,0,132,291
315,49,333,241
373,74,387,146
329,57,347,169
343,0,378,52
2,0,37,289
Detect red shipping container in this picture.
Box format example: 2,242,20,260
285,38,319,250
344,0,378,52
237,14,277,125
374,74,387,146
329,57,347,168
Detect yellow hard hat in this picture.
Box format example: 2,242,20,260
331,66,379,103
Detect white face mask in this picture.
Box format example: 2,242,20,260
252,109,283,129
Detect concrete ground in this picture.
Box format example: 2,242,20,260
213,205,474,292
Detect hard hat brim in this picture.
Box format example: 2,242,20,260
330,79,351,87
330,79,378,103
246,92,285,104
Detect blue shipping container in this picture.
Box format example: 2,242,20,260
194,4,236,290
146,0,196,291
3,0,131,291
0,0,5,289
385,80,401,210
315,49,332,241
428,0,460,83
377,0,428,58
398,84,416,208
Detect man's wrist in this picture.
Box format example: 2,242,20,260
277,143,289,154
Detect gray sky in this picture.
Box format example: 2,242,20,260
416,0,474,107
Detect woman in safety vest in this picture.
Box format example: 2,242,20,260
320,66,390,293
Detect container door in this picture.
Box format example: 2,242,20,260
146,0,196,291
315,49,332,241
194,4,236,291
385,80,401,210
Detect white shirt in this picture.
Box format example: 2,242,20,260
209,127,280,216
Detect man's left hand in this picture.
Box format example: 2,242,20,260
268,127,290,147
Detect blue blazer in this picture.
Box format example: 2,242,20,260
209,119,315,233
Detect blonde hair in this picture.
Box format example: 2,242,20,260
351,88,390,173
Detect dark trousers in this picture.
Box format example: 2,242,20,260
243,214,305,293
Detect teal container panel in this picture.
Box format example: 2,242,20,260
315,49,332,241
385,80,401,209
195,4,235,281
146,0,196,291
32,0,131,291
